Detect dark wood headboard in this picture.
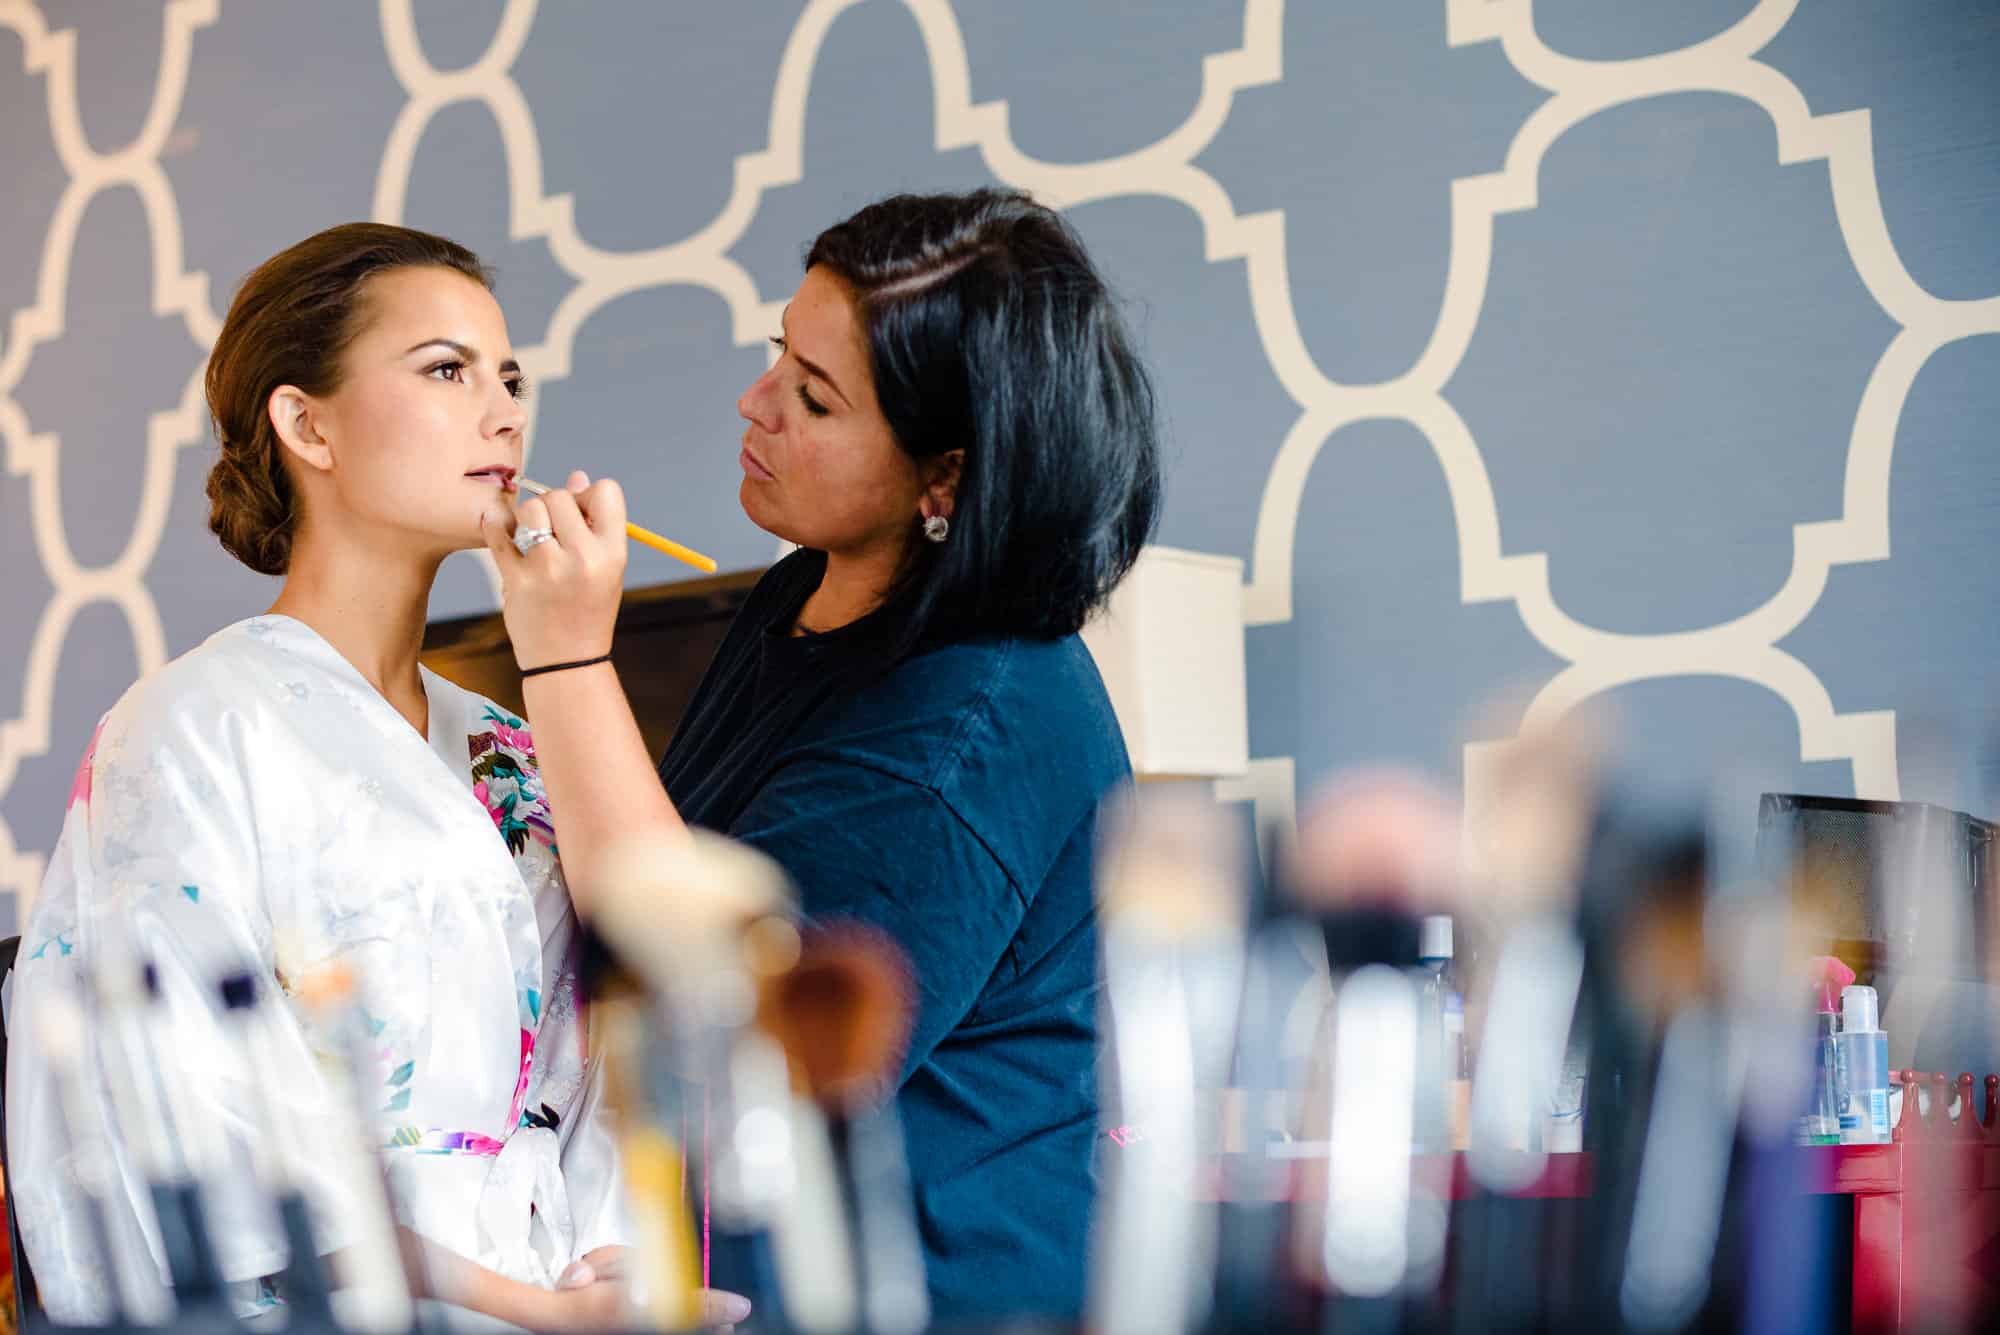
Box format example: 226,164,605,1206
421,567,766,760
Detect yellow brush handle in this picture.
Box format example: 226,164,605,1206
518,477,717,572
623,1126,704,1330
625,521,718,572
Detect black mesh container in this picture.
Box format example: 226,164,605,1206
1756,793,1996,981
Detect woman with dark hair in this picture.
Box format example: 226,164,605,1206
483,188,1162,1319
3,223,737,1330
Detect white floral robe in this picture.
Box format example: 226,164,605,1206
4,614,627,1323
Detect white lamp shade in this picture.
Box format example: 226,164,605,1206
1080,545,1250,779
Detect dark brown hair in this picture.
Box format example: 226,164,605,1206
203,223,490,574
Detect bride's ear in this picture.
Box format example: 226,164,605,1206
268,385,334,475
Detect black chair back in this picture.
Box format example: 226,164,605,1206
0,933,42,1327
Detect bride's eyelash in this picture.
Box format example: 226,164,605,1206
428,359,530,402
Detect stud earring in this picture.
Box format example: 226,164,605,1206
922,514,949,543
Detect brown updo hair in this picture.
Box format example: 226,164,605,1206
203,223,491,574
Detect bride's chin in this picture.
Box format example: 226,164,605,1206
452,511,502,550
412,526,489,562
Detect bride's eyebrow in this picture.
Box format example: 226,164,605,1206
407,338,471,361
404,339,522,378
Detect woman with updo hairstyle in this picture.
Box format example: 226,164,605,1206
8,223,749,1329
485,188,1163,1322
201,225,487,577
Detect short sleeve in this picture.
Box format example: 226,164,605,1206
729,756,1024,1080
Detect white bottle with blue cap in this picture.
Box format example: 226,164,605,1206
1836,984,1892,1145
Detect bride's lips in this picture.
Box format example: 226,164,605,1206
739,445,774,481
464,465,518,492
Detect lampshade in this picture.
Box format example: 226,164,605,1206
1080,545,1250,779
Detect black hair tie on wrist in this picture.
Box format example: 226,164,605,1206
519,652,613,679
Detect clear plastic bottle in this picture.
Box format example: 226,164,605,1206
1802,988,1842,1145
1836,984,1891,1144
1414,915,1461,1152
1798,955,1854,1145
1444,978,1471,1151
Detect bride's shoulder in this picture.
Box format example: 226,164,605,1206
97,616,291,750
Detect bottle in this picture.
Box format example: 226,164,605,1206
1445,978,1472,1152
1836,984,1891,1145
1800,972,1844,1145
1797,956,1854,1144
1414,915,1459,1152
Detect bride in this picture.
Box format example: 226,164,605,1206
5,222,742,1331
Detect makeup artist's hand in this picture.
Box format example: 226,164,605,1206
481,470,629,671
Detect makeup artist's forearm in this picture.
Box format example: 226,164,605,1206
524,663,687,907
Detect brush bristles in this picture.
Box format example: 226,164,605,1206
292,960,357,1014
1094,787,1246,940
1462,717,1606,912
756,923,914,1112
1291,768,1463,913
590,829,797,996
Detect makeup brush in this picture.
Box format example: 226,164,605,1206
586,830,796,1004
755,924,926,1335
1451,723,1607,1335
516,476,717,572
1566,805,1739,1333
213,971,337,1321
1286,771,1462,1318
31,990,134,1323
87,953,231,1316
288,961,422,1330
592,986,702,1332
1212,914,1311,1335
585,831,807,1318
1090,787,1248,1335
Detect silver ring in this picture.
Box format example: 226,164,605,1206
512,526,556,557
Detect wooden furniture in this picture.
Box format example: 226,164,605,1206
421,568,763,758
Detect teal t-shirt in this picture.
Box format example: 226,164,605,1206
658,550,1129,1321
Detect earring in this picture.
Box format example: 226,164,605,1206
922,514,950,543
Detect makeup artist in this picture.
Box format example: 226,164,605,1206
478,189,1161,1321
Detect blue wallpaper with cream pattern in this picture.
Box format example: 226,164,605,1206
3,0,1997,929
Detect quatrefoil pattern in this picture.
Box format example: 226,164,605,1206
4,0,1998,927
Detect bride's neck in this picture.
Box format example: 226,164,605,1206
267,525,442,718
